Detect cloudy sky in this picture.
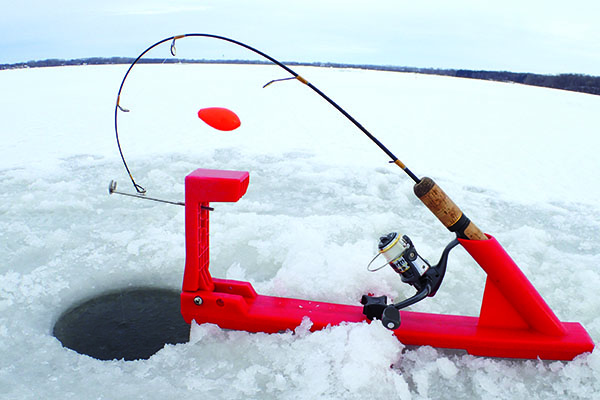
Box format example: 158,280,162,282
1,0,599,75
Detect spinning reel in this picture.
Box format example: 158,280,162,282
362,232,459,330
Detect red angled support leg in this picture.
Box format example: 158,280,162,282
392,236,593,360
180,168,594,360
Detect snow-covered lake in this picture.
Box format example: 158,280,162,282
1,63,599,399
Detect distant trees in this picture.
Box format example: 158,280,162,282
2,58,599,96
440,69,600,95
522,73,600,95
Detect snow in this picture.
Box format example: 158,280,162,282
1,62,600,399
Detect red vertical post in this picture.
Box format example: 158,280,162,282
181,169,250,292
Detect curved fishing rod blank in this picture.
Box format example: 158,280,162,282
114,33,418,195
114,33,487,241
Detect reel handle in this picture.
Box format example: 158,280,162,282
414,177,487,241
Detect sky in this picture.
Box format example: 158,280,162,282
1,0,600,75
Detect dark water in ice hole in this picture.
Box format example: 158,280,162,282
53,287,190,361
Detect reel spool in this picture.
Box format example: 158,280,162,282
369,233,432,290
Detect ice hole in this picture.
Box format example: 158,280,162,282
53,287,190,361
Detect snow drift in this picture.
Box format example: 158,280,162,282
1,63,599,399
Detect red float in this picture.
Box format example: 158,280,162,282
197,107,241,131
180,168,594,360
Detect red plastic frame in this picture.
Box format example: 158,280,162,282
180,168,594,360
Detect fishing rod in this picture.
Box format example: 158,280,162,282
114,33,487,242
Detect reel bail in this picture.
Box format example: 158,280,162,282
363,232,460,330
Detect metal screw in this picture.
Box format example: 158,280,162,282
193,296,203,306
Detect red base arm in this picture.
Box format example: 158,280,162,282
180,168,594,360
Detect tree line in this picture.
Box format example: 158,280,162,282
2,57,599,96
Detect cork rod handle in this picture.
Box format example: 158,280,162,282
414,177,487,241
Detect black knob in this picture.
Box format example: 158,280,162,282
381,305,401,330
360,295,388,321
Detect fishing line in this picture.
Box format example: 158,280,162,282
114,33,420,194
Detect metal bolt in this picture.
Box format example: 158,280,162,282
193,296,203,306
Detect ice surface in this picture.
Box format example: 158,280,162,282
1,64,599,399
